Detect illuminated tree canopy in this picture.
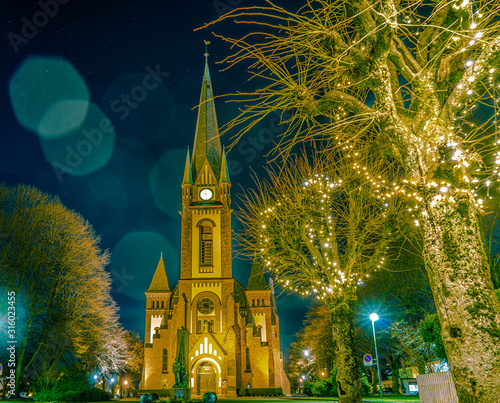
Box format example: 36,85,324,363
238,148,401,402
203,0,500,400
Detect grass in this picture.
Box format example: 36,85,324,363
2,395,420,403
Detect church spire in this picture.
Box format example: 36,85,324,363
147,254,170,292
182,148,193,185
191,46,222,181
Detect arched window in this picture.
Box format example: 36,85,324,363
245,347,251,371
156,301,160,309
262,299,265,306
199,223,213,267
151,301,155,309
161,301,164,309
197,320,202,333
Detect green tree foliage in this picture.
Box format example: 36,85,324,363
205,0,500,399
355,250,433,394
0,184,128,393
420,314,447,361
287,302,336,380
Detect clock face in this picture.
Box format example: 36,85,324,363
198,298,214,314
200,188,213,201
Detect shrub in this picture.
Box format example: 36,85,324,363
303,381,314,397
360,375,371,397
240,387,283,396
33,370,111,402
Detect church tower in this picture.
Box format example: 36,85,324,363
180,58,232,281
141,56,290,398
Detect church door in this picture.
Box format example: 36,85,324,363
197,363,216,395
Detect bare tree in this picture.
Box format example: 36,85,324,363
203,1,500,399
238,148,400,403
0,184,127,392
390,321,446,375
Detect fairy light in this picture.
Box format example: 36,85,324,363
249,165,393,299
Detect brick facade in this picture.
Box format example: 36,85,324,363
140,59,290,397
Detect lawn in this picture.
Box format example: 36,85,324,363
3,396,420,403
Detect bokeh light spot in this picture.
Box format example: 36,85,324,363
39,103,115,176
38,99,90,139
9,56,89,135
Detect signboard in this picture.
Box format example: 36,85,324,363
363,354,373,366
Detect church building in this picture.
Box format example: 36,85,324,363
141,57,290,397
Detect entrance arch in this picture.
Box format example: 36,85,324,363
197,362,217,395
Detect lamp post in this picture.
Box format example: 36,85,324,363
370,313,383,399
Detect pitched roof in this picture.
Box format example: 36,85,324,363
247,261,268,290
146,254,170,292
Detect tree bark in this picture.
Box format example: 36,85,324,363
420,191,500,402
327,294,362,403
387,355,401,395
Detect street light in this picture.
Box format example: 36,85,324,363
370,313,383,399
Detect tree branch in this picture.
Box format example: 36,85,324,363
442,34,500,119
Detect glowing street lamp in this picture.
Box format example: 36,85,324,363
303,350,310,357
370,313,383,399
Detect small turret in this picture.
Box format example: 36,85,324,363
247,260,267,290
182,148,193,186
220,149,231,205
147,253,170,292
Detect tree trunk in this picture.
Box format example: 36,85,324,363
369,367,378,395
388,357,401,395
15,316,33,396
420,191,500,402
327,294,362,403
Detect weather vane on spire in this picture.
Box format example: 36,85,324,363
204,40,211,59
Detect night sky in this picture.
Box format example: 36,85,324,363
0,0,308,356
